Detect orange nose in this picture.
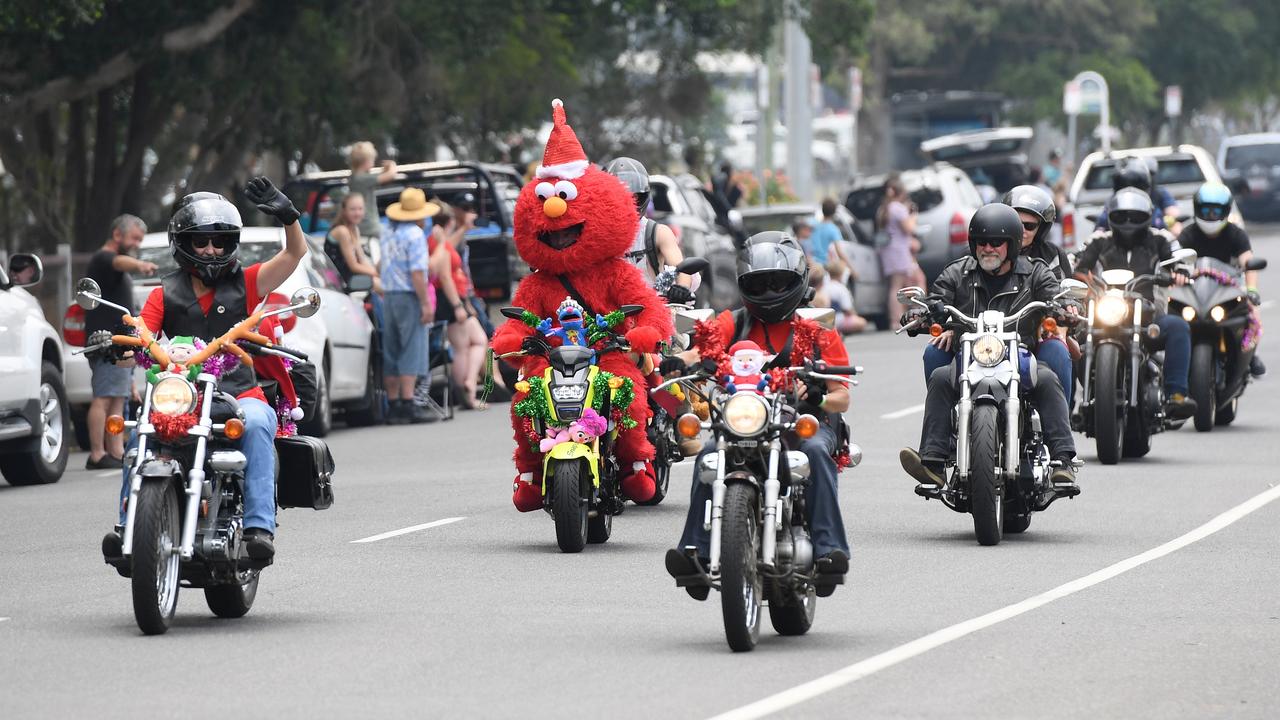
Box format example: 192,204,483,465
543,196,568,218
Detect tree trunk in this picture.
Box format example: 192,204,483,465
67,99,89,248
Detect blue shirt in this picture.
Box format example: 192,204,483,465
809,221,842,264
381,221,429,293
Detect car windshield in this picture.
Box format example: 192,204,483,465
740,211,809,237
928,138,1026,163
1224,144,1280,169
844,187,883,221
132,243,281,282
1083,157,1206,190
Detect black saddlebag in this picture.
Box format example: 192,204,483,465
275,435,334,510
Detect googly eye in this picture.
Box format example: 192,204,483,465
535,182,555,201
553,180,578,201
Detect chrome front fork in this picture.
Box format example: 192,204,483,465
760,440,781,569
178,376,217,560
121,386,154,557
707,440,727,573
1005,341,1021,479
956,344,973,478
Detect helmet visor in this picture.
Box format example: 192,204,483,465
738,241,806,277
738,269,803,297
1195,204,1229,221
1110,210,1151,228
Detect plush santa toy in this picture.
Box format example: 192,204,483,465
492,99,673,512
723,340,771,394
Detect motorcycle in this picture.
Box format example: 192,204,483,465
1167,255,1268,431
497,302,645,552
75,278,332,635
1078,249,1196,464
897,283,1087,545
663,307,862,651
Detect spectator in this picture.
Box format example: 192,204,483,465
877,174,926,331
1043,148,1064,186
324,192,382,293
712,160,744,209
380,188,439,424
809,198,848,267
84,214,156,468
347,141,398,241
430,204,490,410
811,259,868,335
792,220,814,258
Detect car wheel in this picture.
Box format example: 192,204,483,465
0,362,70,485
298,358,332,437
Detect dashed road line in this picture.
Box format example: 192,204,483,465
351,517,466,544
880,403,925,420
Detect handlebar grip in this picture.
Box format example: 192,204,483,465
271,345,309,362
820,366,859,375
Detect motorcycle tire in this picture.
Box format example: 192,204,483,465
767,580,816,637
720,483,762,652
636,424,672,507
1093,344,1125,465
205,571,259,619
969,404,1003,547
131,481,182,635
551,461,588,553
587,489,612,545
1215,396,1238,426
1122,410,1153,458
1190,342,1216,432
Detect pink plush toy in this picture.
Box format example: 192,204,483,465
538,408,609,453
724,340,771,394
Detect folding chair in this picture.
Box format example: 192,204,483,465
415,319,453,421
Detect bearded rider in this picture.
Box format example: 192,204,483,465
101,178,306,564
490,100,673,511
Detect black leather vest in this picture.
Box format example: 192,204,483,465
160,269,258,397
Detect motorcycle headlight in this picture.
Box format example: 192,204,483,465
1210,305,1226,322
550,383,587,403
1181,305,1196,322
152,376,196,416
723,393,769,437
971,334,1006,367
1096,295,1129,327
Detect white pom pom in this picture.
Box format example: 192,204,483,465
551,98,563,109
290,407,305,420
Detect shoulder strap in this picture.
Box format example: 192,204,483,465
556,274,598,318
644,219,660,274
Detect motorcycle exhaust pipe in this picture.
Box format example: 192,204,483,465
760,441,781,569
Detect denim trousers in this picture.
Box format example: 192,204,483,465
677,424,850,559
924,339,1074,406
120,397,278,533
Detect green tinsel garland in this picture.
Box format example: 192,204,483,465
587,310,626,344
513,371,637,430
519,310,541,328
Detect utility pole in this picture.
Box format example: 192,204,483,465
784,0,814,202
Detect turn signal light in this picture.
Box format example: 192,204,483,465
929,323,943,337
105,415,125,435
1042,317,1058,333
676,413,702,438
223,418,245,440
795,414,819,439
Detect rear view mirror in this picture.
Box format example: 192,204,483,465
1085,213,1099,223
674,307,714,335
499,306,527,320
795,307,835,330
76,277,103,309
289,287,322,318
346,274,373,293
676,257,710,276
1056,278,1090,301
8,253,43,287
896,286,925,304
1161,248,1197,267
1244,257,1267,271
620,304,644,317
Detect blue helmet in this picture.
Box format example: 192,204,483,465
1193,182,1232,236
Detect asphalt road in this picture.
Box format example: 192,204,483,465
3,226,1279,719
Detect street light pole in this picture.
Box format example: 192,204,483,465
784,1,814,202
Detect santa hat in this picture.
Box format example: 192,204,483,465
536,99,589,180
728,340,764,355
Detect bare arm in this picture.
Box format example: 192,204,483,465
377,160,398,184
653,224,691,287
111,253,157,275
256,221,309,295
335,227,379,277
821,384,850,413
1239,249,1259,289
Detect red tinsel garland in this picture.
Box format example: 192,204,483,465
152,412,199,442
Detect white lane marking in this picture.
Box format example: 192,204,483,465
350,517,466,544
0,617,9,623
708,482,1280,720
880,403,925,420
96,471,118,478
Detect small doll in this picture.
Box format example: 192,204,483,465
146,335,203,384
537,408,609,452
723,340,771,394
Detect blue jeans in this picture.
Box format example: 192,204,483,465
924,340,1073,406
1155,314,1191,395
678,424,849,559
120,397,278,533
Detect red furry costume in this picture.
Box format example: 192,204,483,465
492,99,673,511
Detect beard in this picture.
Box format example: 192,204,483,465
978,253,1003,272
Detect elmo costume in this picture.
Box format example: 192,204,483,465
492,99,673,511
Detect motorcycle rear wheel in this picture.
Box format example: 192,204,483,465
636,420,671,507
1190,342,1216,432
205,570,259,619
768,581,816,636
131,481,181,635
1093,344,1125,465
1003,508,1031,534
720,483,762,652
1215,396,1238,426
551,461,589,553
969,404,1003,546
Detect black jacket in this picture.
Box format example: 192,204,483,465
929,256,1061,345
1023,239,1072,279
1071,228,1177,301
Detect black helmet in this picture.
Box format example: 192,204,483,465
967,203,1024,269
1108,187,1153,247
604,157,651,214
1112,157,1152,192
168,192,242,285
736,231,809,324
1002,184,1056,247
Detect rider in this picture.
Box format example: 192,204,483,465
1177,182,1265,377
901,203,1079,492
603,157,696,304
1093,157,1179,234
664,231,851,599
101,177,307,563
1072,187,1198,418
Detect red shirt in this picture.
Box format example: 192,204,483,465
141,264,269,403
428,235,471,298
713,310,850,369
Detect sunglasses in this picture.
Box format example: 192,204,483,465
973,237,1007,249
189,235,234,250
1110,210,1150,226
1021,221,1040,232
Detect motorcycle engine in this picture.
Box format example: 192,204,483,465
790,526,814,573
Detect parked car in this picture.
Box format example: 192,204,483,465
1066,145,1242,249
918,126,1034,197
285,160,525,303
1218,133,1280,221
649,172,741,310
0,254,70,485
737,202,889,329
844,162,981,282
64,229,381,436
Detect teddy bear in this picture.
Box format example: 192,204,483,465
492,99,673,512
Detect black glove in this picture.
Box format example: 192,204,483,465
245,176,300,226
797,381,827,416
84,330,113,358
658,356,687,375
664,284,695,304
1247,289,1261,306
520,335,545,354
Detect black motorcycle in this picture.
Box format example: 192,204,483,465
1167,255,1268,431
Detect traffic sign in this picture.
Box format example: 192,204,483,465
1165,85,1182,118
1063,80,1081,115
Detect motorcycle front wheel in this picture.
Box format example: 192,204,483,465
720,483,762,652
1093,343,1126,465
551,461,589,553
1190,341,1216,432
131,481,182,635
969,404,1003,546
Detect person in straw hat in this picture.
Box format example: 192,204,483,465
380,187,440,424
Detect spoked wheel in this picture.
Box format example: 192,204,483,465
767,578,816,636
720,483,762,652
636,420,672,507
131,481,182,635
205,569,260,619
969,404,1003,546
1093,344,1126,465
1190,342,1216,432
551,461,588,553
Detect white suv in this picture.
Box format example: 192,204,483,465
0,254,70,485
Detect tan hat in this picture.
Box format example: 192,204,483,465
386,187,440,222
